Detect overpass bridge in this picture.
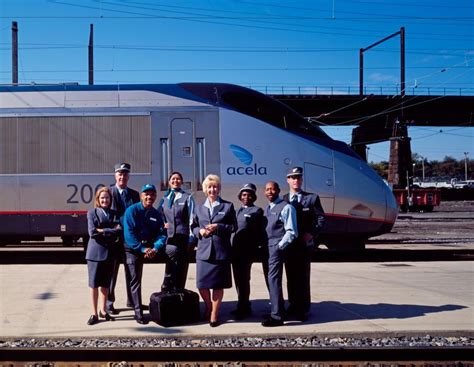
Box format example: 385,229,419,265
268,90,473,188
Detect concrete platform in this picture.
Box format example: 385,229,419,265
0,262,472,337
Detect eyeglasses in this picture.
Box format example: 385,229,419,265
288,175,301,180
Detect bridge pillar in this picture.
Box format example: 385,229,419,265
388,125,412,188
351,143,367,161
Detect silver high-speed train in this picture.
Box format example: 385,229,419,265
0,83,398,249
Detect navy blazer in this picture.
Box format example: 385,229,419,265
110,185,140,218
191,199,237,261
232,205,267,259
85,208,122,262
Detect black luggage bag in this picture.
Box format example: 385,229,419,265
149,289,200,327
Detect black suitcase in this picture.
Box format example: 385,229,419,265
149,289,201,327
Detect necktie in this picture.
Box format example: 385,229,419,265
291,194,298,206
121,190,127,208
168,189,176,208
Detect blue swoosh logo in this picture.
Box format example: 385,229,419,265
229,144,253,165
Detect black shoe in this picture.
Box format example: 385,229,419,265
107,306,120,315
99,311,115,321
87,315,98,325
209,320,220,327
286,306,308,320
135,315,149,325
286,307,308,322
261,317,284,327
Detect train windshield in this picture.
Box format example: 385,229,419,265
179,83,330,140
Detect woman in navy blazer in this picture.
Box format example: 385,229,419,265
85,187,122,325
191,174,237,327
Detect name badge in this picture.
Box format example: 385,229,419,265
178,202,185,206
218,211,226,215
150,217,157,222
303,208,310,211
244,214,251,218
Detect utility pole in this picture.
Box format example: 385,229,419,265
88,24,94,85
421,156,425,181
464,152,469,181
12,21,18,85
359,27,405,96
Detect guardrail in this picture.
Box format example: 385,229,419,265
250,85,474,96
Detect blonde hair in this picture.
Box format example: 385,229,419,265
202,174,221,196
94,187,112,208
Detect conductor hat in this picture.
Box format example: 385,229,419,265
141,184,157,193
287,166,303,177
238,183,257,200
115,163,131,173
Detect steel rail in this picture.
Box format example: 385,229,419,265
1,346,473,363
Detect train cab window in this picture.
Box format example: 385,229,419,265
220,90,329,139
179,83,329,140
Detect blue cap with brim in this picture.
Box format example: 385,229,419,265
115,163,131,172
287,166,303,177
141,184,157,193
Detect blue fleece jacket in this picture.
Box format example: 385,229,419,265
123,202,167,253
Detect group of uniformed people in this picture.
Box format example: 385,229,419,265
85,163,325,327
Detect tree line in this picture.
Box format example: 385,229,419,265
370,154,473,181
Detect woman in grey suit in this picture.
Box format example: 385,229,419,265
191,174,237,327
85,187,122,325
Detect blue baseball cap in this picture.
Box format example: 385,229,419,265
141,184,157,193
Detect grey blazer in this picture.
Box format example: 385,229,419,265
191,200,237,261
85,208,122,262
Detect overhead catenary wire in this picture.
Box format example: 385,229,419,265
0,43,472,57
20,0,471,41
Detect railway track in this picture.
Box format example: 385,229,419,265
1,338,473,365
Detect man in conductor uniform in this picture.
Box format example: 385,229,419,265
107,163,140,315
284,166,325,321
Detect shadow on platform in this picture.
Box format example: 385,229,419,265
311,301,466,323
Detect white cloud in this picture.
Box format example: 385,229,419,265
368,72,397,83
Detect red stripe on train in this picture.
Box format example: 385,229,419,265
0,211,88,215
0,211,395,224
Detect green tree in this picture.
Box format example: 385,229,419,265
370,161,389,179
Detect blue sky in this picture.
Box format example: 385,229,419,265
1,0,473,163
